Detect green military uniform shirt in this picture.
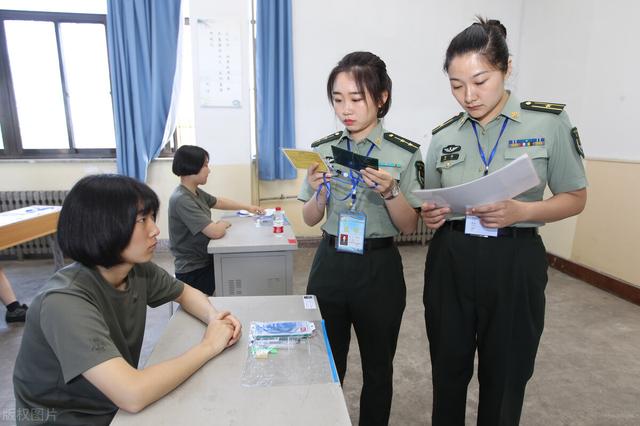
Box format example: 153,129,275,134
169,185,217,274
298,121,424,237
13,262,184,426
425,92,587,226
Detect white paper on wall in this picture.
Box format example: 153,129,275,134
196,18,243,108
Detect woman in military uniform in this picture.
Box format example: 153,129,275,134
298,51,423,425
420,19,587,425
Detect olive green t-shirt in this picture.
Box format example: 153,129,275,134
298,122,423,238
13,262,184,426
425,93,587,226
169,185,217,273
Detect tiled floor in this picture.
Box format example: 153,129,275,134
1,245,640,425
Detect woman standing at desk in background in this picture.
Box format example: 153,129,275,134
298,51,424,425
13,175,241,425
420,18,587,425
169,145,263,296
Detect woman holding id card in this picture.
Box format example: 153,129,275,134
297,51,423,425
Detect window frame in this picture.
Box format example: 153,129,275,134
0,9,116,159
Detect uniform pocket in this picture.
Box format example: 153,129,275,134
504,147,548,194
436,152,467,187
504,146,548,161
436,151,466,170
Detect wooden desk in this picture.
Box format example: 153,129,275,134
0,206,63,269
111,295,351,426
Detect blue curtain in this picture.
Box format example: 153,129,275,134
256,0,296,180
106,0,181,181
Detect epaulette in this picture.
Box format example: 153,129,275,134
432,112,464,135
311,132,341,148
383,132,420,153
520,101,566,115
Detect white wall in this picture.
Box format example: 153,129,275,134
291,0,524,150
517,0,640,162
188,0,253,166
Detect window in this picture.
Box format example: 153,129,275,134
0,1,193,160
0,8,115,158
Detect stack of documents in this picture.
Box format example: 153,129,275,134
412,154,540,214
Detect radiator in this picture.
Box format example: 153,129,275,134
0,190,68,259
394,217,433,245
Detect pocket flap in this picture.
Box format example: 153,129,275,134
504,147,548,160
436,152,466,169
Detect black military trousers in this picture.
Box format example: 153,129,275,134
175,259,215,295
423,227,547,426
307,238,406,426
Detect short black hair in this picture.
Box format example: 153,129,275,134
57,174,159,268
444,17,509,73
326,51,392,118
172,145,209,176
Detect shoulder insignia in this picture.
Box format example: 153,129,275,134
520,101,566,114
570,127,585,158
432,112,464,135
311,132,341,148
383,132,420,153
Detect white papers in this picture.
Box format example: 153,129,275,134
412,154,540,214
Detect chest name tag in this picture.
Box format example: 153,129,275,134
464,215,498,238
337,211,367,255
508,138,545,148
440,153,460,162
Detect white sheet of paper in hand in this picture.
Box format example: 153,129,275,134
412,154,541,214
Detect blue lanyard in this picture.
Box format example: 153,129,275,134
341,139,375,205
315,138,376,206
471,117,509,175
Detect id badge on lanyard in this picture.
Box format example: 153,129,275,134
337,210,367,255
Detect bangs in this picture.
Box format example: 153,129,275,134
137,188,159,218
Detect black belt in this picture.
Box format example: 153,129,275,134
322,231,394,250
444,220,538,238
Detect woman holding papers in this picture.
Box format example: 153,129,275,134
169,145,263,295
420,18,587,425
298,51,423,425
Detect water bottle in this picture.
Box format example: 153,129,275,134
273,207,284,236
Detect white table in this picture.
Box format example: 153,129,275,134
207,215,298,296
111,295,351,425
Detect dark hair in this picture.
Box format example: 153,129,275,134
172,145,209,176
326,51,392,118
443,17,509,73
57,174,159,268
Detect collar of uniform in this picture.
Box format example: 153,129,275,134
338,120,384,149
499,91,522,123
456,90,522,130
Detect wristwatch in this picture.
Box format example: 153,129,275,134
382,181,400,200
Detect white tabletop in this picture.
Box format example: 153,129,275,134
0,205,61,227
207,214,298,254
111,295,350,426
